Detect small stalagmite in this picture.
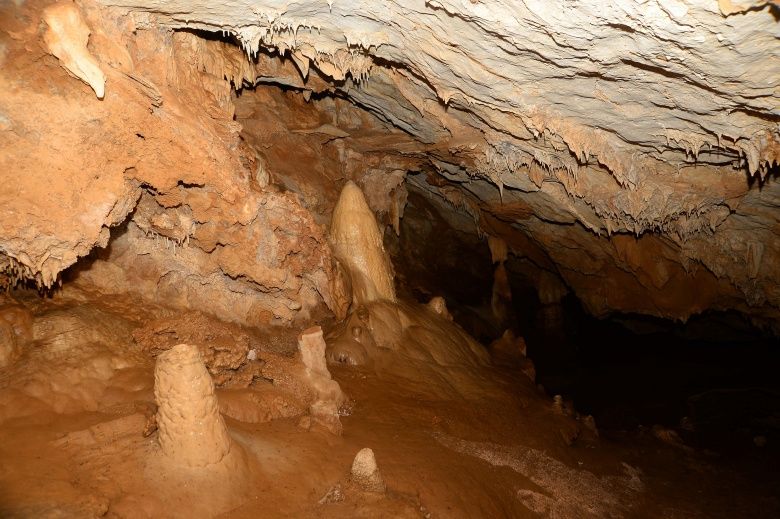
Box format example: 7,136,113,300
330,181,396,306
427,296,453,321
350,448,386,493
299,326,345,434
154,343,232,467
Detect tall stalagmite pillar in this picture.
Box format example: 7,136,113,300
330,181,396,306
299,326,345,434
488,236,512,325
154,343,232,467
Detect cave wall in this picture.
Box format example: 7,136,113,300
0,0,344,324
1,0,779,330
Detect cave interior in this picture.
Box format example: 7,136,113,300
1,0,779,517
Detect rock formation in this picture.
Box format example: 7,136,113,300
426,296,452,321
326,298,490,383
330,182,397,307
488,236,513,326
148,342,252,516
153,343,232,467
0,301,32,368
57,0,774,327
0,322,19,369
42,2,106,99
326,179,489,384
298,326,346,434
0,0,775,328
350,448,386,493
490,330,535,381
134,312,253,386
0,2,778,515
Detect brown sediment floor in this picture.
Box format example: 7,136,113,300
0,290,777,518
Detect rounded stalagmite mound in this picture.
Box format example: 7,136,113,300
350,447,386,493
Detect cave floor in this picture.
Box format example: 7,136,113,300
0,289,777,518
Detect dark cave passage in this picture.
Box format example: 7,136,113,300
389,184,780,467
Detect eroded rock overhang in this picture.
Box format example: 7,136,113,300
97,0,780,326
1,0,779,329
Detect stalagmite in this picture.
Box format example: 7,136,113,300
0,321,19,369
154,343,232,467
427,296,453,321
329,181,396,306
299,326,345,434
489,236,512,326
350,447,386,493
42,2,106,99
0,0,778,514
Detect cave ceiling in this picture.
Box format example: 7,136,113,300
1,0,779,328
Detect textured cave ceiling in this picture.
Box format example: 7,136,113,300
1,0,779,329
105,0,779,176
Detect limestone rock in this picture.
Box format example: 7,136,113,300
154,343,232,467
298,326,345,434
330,182,397,306
350,448,386,493
3,0,780,330
43,2,106,99
92,0,780,329
426,296,452,321
0,321,18,369
134,312,251,387
0,302,31,368
325,298,491,401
